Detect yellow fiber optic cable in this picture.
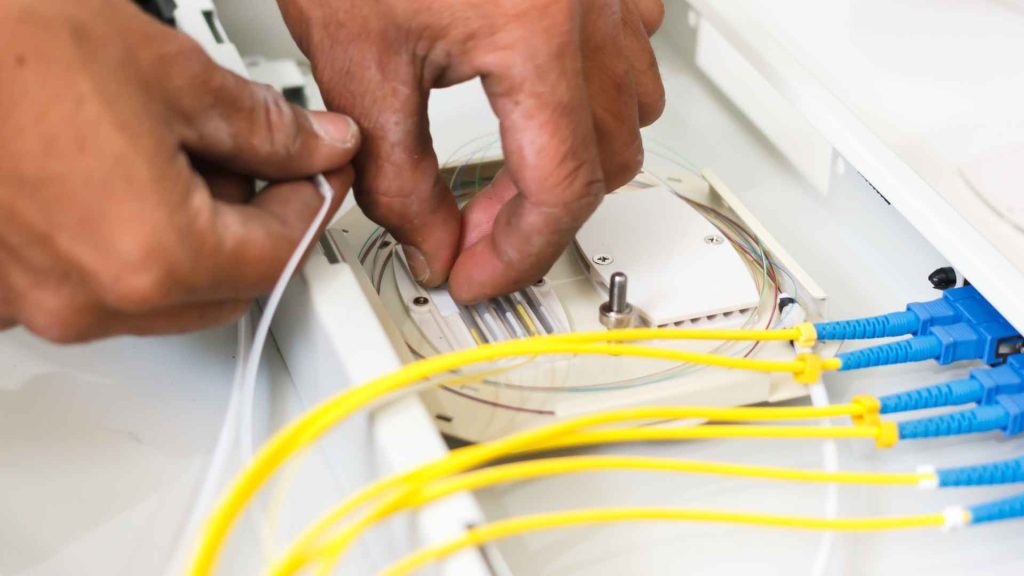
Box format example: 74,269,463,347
542,324,818,347
513,301,540,336
261,354,535,566
379,507,956,576
436,357,538,388
190,332,833,576
301,425,895,576
270,401,881,576
467,325,486,346
537,424,893,451
404,455,930,509
301,447,918,576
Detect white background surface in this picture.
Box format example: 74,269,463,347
3,1,1024,575
687,0,1024,333
741,0,1024,260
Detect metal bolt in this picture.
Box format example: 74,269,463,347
608,272,629,314
704,234,725,245
592,254,614,266
413,296,430,307
599,271,635,330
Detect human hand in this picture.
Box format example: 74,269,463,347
279,0,665,302
0,0,359,342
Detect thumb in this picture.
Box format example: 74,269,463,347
166,45,360,180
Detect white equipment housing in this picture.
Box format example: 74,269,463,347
174,1,1024,574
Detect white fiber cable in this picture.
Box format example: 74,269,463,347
239,175,335,555
163,175,336,575
163,311,250,576
240,175,336,465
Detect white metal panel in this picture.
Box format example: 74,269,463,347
687,0,1024,334
575,184,759,326
695,17,834,196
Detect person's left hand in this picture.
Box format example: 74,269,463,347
0,0,358,342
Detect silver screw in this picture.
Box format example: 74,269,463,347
413,296,429,307
704,235,725,245
592,254,614,266
599,271,636,330
608,272,629,314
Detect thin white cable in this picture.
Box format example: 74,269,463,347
163,312,250,576
240,176,336,559
809,381,840,576
163,175,335,575
241,175,336,466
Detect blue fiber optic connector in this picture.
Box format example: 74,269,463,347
836,320,1020,371
814,286,1003,341
969,491,1024,525
879,355,1024,413
897,392,1024,440
818,285,1021,371
937,456,1024,487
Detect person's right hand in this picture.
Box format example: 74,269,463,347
279,0,665,303
0,0,360,343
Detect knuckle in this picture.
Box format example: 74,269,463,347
169,37,211,69
23,292,96,344
546,155,606,203
634,0,666,35
94,242,181,312
104,264,174,311
355,168,436,226
247,83,303,157
637,79,667,126
605,140,645,189
150,37,214,95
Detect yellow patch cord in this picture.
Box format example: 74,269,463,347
296,441,924,576
379,507,962,576
189,325,833,575
274,396,894,575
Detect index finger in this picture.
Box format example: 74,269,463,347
447,4,606,303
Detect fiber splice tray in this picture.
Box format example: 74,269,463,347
330,166,836,443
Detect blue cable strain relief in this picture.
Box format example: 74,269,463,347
975,360,1024,404
897,405,1009,440
906,288,965,332
1010,354,1024,372
878,378,983,414
813,310,921,341
968,491,1024,525
995,393,1024,436
930,323,988,365
938,457,1024,487
837,335,942,371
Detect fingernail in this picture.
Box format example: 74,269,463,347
402,245,431,285
311,113,360,148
